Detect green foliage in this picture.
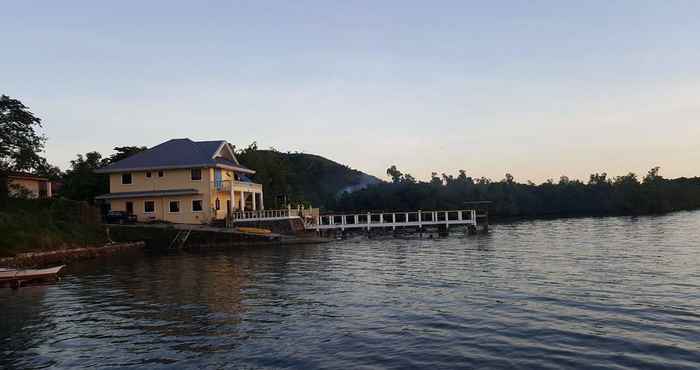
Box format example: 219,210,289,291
335,166,700,218
105,146,147,164
0,95,46,172
0,95,47,207
236,145,381,210
60,151,108,202
0,198,107,257
59,146,147,202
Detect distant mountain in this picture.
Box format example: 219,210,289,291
237,150,382,210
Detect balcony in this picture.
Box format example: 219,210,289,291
211,180,263,193
212,180,232,192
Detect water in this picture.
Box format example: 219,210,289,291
2,212,700,369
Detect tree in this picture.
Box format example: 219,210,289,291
0,95,47,206
104,146,147,165
386,165,403,184
643,166,662,184
60,152,108,203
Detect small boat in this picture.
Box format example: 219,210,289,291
0,265,65,288
234,227,272,235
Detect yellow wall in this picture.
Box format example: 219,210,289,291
109,168,213,194
111,195,211,224
105,167,262,224
107,168,212,224
9,178,50,198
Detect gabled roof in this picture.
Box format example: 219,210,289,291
95,138,255,174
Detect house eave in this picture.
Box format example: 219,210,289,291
94,189,201,200
95,163,255,175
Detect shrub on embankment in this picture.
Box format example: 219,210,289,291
0,198,107,257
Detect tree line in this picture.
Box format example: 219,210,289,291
332,165,700,218
3,94,700,219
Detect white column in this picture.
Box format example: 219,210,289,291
252,192,257,211
239,191,244,210
259,191,264,210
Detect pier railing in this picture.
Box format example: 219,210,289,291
314,209,479,231
229,207,483,232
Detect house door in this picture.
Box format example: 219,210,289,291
125,201,134,215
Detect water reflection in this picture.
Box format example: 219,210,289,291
2,211,700,369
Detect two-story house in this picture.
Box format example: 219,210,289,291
95,138,263,224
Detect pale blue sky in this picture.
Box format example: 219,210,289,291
2,1,699,182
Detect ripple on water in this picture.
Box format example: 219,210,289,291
2,211,700,369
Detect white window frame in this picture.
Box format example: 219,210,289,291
144,200,155,214
168,200,180,213
192,199,203,213
121,173,133,185
191,168,202,181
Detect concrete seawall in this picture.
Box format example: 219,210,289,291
0,241,145,268
107,224,331,250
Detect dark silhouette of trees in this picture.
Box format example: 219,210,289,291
335,166,700,218
0,95,47,207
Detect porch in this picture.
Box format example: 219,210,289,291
211,180,264,220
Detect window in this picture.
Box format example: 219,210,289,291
192,200,203,212
144,201,155,213
125,201,133,215
169,201,180,213
121,173,132,185
146,171,152,178
158,170,164,177
215,198,220,210
191,168,202,181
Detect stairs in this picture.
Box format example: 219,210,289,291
168,229,192,249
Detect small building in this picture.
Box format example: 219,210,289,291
8,172,53,199
95,138,263,224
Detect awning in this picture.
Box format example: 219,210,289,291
95,189,201,200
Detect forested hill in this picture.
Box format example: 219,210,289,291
236,148,382,209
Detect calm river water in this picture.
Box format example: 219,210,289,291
2,211,700,369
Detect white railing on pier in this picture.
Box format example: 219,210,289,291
314,209,479,231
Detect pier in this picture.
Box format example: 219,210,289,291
229,207,488,235
314,209,483,232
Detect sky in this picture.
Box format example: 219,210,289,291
2,1,699,183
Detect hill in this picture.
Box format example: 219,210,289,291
236,148,382,210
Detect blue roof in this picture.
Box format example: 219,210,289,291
95,138,254,174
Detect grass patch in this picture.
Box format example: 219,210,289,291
0,198,107,257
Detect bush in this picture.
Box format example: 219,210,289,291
0,198,107,257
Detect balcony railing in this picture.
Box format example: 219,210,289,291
229,206,320,227
211,180,262,193
212,180,232,192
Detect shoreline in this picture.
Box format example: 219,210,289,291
0,241,146,268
